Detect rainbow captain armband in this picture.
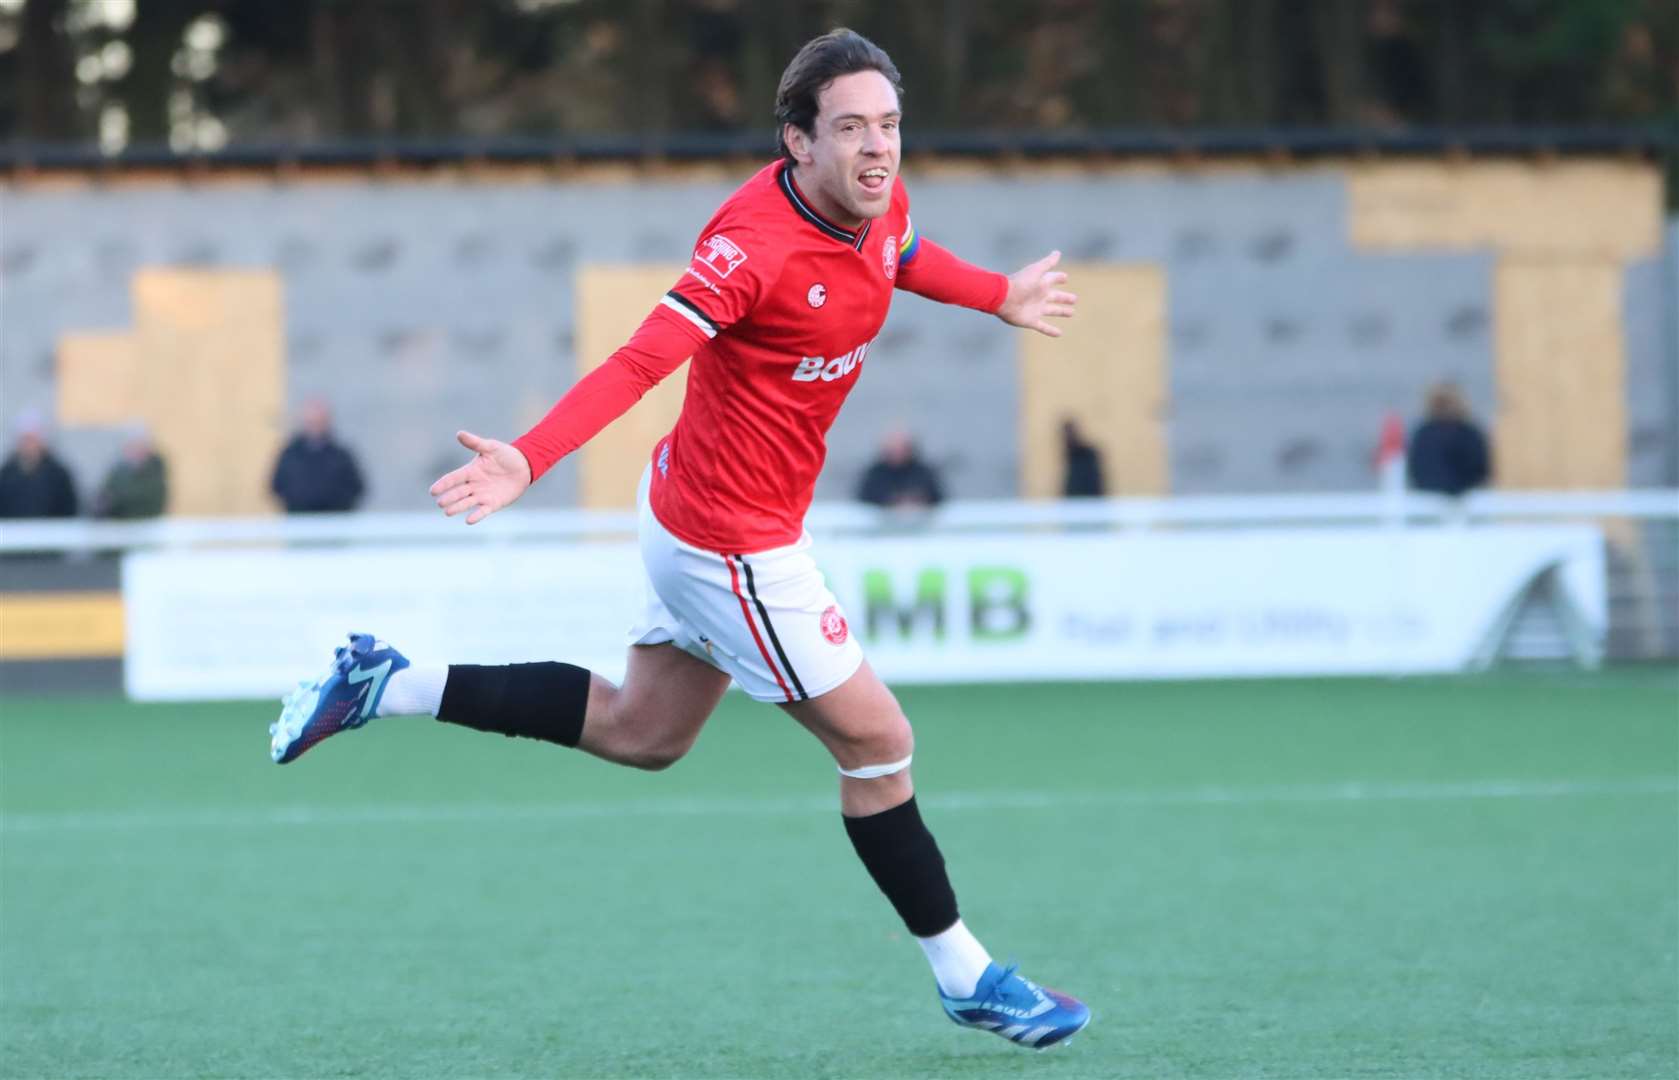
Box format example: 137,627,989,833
898,218,922,268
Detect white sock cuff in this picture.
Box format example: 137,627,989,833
916,918,993,1000
376,664,449,718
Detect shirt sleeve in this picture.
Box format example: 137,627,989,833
511,305,704,482
890,182,1008,314
660,217,783,339
895,226,1010,314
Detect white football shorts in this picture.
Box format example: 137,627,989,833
627,467,864,703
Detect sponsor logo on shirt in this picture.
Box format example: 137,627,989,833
791,339,872,383
695,234,748,279
882,235,898,280
657,440,670,477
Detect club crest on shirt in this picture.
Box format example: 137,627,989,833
807,283,827,308
820,605,849,645
882,236,898,280
694,234,748,279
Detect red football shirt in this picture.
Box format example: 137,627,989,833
513,160,1008,553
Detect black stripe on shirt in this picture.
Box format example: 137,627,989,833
778,166,860,246
663,289,721,335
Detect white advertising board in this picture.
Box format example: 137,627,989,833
123,524,1604,700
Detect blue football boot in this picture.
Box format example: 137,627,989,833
269,633,409,764
940,962,1091,1050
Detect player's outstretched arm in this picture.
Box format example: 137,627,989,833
429,430,532,525
429,306,698,525
996,250,1078,338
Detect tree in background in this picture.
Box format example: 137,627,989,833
1,0,1673,151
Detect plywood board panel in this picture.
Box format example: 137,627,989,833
1493,259,1626,489
1019,263,1167,498
1349,161,1662,260
575,266,691,508
56,331,140,426
132,269,286,515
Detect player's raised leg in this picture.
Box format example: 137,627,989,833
435,640,732,768
783,661,1091,1050
272,639,729,770
577,642,733,768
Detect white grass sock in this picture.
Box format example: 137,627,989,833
916,919,993,999
375,665,448,718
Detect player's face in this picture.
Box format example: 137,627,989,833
789,70,901,227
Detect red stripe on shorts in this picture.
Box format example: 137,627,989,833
724,553,794,703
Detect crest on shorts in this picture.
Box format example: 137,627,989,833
881,236,898,280
820,605,849,645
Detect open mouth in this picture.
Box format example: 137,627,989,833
858,167,890,193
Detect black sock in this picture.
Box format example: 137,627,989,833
842,795,960,938
436,662,591,748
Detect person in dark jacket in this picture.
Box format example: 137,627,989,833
271,398,365,513
857,429,944,509
1407,381,1491,496
1060,418,1105,497
94,427,168,519
0,414,79,519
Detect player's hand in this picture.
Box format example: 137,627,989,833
997,250,1078,338
428,430,532,525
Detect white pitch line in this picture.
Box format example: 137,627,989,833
1,777,1674,835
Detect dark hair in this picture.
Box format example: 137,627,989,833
1425,381,1470,421
774,28,902,161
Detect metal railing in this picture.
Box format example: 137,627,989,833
4,489,1674,663
4,126,1673,175
0,490,1674,553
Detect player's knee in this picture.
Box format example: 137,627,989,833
872,718,915,764
839,711,915,777
625,730,695,772
624,741,684,771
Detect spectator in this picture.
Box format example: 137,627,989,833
1061,418,1105,497
94,426,168,519
271,398,365,513
857,429,944,510
1407,382,1491,497
1362,0,1433,127
0,411,78,519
